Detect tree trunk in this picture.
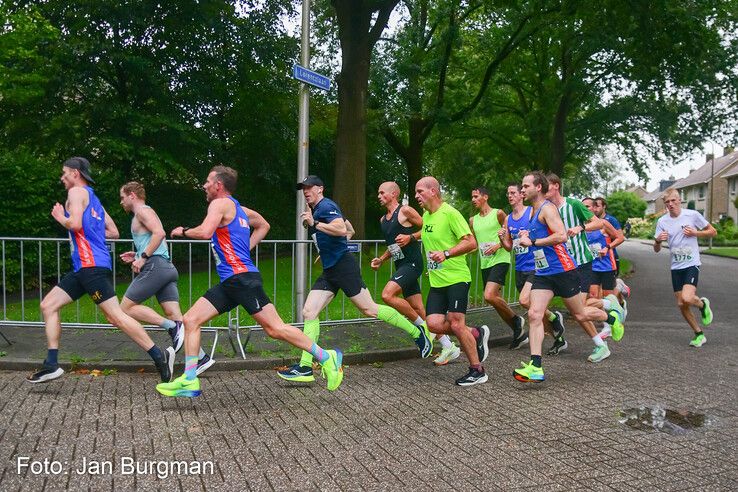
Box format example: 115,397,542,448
332,1,398,238
550,89,571,177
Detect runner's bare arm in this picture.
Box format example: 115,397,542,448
244,207,270,249
521,204,566,247
171,198,226,239
52,187,86,231
103,208,119,239
395,206,423,247
602,219,624,250
135,207,165,255
499,216,512,251
583,214,603,232
314,217,347,237
344,219,355,240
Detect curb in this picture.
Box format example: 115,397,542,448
0,334,511,373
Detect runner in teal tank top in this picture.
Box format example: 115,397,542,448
469,186,527,350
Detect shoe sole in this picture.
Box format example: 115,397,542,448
26,367,65,384
513,373,545,383
195,358,216,376
277,373,315,383
156,386,201,397
588,351,611,363
164,347,175,382
509,335,529,350
456,373,489,386
689,339,706,348
172,323,185,353
478,325,490,362
433,349,461,366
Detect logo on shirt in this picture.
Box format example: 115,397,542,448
424,224,434,233
90,208,102,220
239,217,249,228
329,210,338,215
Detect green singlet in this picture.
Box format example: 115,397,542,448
472,208,510,269
558,197,594,266
421,202,472,288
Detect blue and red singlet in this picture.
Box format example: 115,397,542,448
587,229,616,272
211,197,259,281
529,201,577,275
68,186,112,272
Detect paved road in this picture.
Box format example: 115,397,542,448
1,241,737,491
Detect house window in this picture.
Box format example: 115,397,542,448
698,185,705,199
732,179,736,196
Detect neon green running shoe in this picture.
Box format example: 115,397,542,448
699,297,713,326
156,374,201,398
321,349,344,391
609,310,624,342
689,333,706,347
513,361,545,383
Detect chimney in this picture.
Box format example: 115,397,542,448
724,146,735,156
705,153,715,163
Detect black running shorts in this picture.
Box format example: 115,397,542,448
426,282,470,315
389,261,423,298
58,267,116,304
312,252,366,298
204,272,271,315
671,266,700,292
515,269,536,293
531,270,581,299
592,270,617,290
576,262,594,293
481,263,509,286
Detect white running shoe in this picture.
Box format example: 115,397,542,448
599,325,612,340
433,345,461,366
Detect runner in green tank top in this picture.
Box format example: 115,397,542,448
469,186,527,350
416,176,490,386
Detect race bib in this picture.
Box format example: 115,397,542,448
512,238,529,255
388,243,405,261
589,242,602,256
426,251,442,271
533,249,549,270
672,246,694,263
565,238,574,253
480,242,495,257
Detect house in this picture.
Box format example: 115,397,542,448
643,178,676,216
718,155,738,223
672,147,738,221
625,185,648,199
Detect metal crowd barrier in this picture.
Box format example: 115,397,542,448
0,237,519,358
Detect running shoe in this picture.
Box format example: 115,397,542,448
598,324,612,340
26,365,64,384
689,333,706,348
513,361,545,383
509,330,529,350
156,374,201,397
155,346,175,383
609,310,624,342
321,350,344,391
551,311,566,339
616,278,631,299
423,322,437,341
196,353,216,376
414,324,434,358
588,343,611,363
621,300,628,321
699,297,713,326
169,321,185,353
433,345,461,366
547,336,568,355
475,325,490,363
277,364,315,382
455,367,488,386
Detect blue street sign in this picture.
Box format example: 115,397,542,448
347,243,360,253
292,64,331,91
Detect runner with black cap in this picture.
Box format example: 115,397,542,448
278,175,433,383
27,157,175,384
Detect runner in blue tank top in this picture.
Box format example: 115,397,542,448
28,157,175,385
499,183,566,351
161,166,345,397
512,172,626,384
278,175,434,384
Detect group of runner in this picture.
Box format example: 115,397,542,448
27,158,716,395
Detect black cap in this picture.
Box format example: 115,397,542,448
63,157,95,184
296,175,324,190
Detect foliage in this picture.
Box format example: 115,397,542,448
624,217,655,239
606,191,647,225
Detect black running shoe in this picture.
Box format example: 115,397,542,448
551,311,565,339
169,321,185,353
475,325,490,363
546,336,568,356
414,325,433,358
509,331,529,350
455,367,489,386
156,346,175,382
26,365,64,384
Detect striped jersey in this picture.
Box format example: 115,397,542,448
557,197,594,266
211,196,259,281
528,201,576,275
67,186,112,272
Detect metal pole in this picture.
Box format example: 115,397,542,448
295,0,310,322
709,143,715,249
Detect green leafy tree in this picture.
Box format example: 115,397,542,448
606,191,647,226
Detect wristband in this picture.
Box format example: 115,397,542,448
182,227,190,237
